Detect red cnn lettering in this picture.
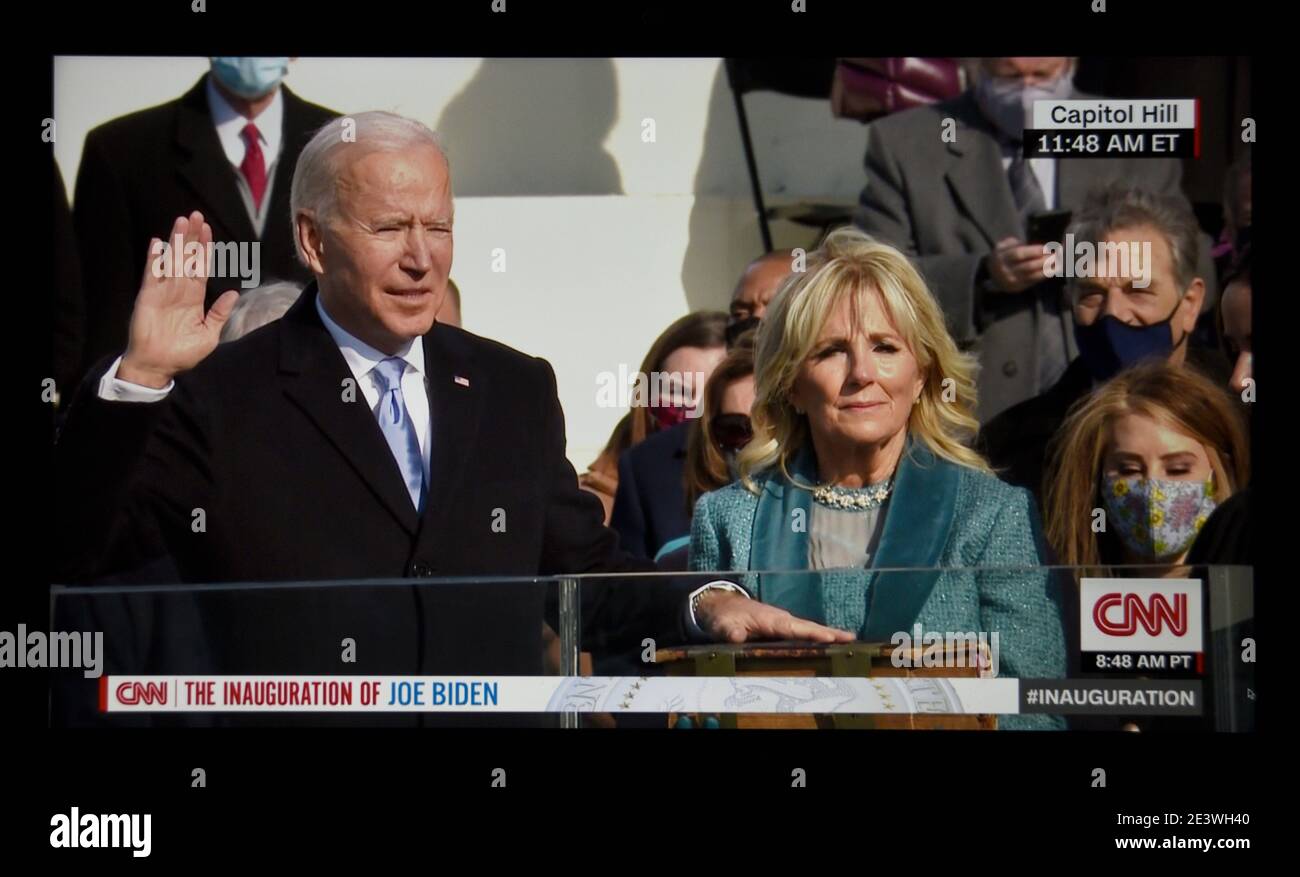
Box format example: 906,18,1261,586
1093,593,1188,637
116,681,168,706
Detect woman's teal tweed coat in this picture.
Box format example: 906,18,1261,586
689,440,1068,730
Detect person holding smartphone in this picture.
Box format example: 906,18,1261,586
855,56,1214,422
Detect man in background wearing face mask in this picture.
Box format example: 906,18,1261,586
855,57,1213,422
72,57,338,384
979,185,1230,509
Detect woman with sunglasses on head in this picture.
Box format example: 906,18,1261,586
686,228,1068,729
652,335,757,570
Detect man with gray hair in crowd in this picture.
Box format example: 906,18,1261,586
219,280,305,343
979,184,1229,506
56,111,822,724
855,56,1216,422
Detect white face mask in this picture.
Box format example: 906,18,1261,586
973,66,1075,141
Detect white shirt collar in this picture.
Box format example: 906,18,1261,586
315,292,426,382
207,74,285,168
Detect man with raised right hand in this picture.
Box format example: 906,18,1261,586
55,113,844,721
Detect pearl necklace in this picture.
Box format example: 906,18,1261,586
809,478,893,510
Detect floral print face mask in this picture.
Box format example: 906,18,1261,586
1102,474,1218,562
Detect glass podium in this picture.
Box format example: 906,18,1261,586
47,564,1254,731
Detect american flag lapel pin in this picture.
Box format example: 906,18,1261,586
454,375,470,387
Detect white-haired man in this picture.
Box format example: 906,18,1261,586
219,280,304,343
56,113,842,724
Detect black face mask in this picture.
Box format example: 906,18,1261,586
1073,303,1186,383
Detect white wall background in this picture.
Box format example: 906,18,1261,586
55,57,870,469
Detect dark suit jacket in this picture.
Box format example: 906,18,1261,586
54,284,692,722
1187,486,1251,567
855,89,1211,421
72,75,338,381
53,158,84,407
1186,487,1253,731
609,421,691,561
978,356,1093,511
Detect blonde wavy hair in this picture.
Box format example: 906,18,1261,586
1043,361,1250,573
737,227,987,492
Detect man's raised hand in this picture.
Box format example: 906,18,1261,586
118,212,240,388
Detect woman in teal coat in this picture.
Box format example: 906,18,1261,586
688,228,1066,730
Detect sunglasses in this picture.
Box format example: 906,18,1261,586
725,316,760,350
712,413,753,452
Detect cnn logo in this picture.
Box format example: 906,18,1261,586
1079,578,1203,653
1093,592,1188,636
116,682,168,706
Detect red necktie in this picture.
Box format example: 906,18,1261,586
240,123,267,212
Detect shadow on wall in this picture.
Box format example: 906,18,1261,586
680,63,765,314
435,58,624,196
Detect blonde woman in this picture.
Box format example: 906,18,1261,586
688,227,1066,729
1044,361,1249,577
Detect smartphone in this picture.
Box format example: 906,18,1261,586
1027,209,1072,245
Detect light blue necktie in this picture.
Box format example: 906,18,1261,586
371,356,425,512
